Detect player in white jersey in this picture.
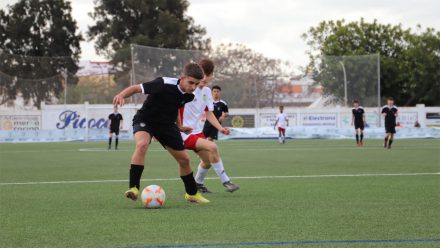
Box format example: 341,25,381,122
178,59,240,193
274,105,288,144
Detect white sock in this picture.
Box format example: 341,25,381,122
195,163,209,184
212,160,230,184
278,137,282,143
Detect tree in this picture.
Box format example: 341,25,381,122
88,0,209,75
303,19,440,106
0,0,82,108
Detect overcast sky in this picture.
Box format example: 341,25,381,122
1,0,439,67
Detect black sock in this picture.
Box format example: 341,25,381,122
388,139,393,147
360,134,364,142
108,137,112,147
129,164,144,189
115,137,119,148
180,171,197,195
355,134,359,143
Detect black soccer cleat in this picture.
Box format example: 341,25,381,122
223,181,240,193
196,183,212,193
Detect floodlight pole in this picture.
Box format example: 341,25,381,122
377,54,381,127
338,61,348,107
130,44,136,106
63,68,68,107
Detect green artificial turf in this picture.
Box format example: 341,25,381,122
0,139,439,248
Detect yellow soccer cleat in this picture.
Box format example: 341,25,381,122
185,192,210,204
124,187,139,201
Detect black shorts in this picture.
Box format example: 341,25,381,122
109,128,120,135
385,124,396,134
354,122,364,130
133,121,185,151
203,126,218,140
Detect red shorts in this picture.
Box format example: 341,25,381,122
278,127,286,132
184,133,206,150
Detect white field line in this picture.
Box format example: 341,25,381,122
0,172,438,186
0,145,438,154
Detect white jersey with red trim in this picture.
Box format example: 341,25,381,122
276,113,288,129
180,86,214,140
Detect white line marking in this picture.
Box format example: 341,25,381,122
0,172,438,186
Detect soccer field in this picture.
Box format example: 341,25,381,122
0,139,439,248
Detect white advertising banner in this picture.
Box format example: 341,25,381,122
396,112,418,127
0,115,41,131
41,106,134,131
259,113,297,127
300,113,337,127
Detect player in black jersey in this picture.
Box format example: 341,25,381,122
351,100,366,147
113,63,209,204
202,85,229,141
108,106,123,150
381,97,398,149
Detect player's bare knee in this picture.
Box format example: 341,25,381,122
177,154,190,166
208,143,218,154
135,140,149,153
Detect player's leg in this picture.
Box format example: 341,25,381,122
360,127,364,146
388,132,394,149
195,138,239,192
281,129,286,143
108,132,112,150
194,151,213,193
115,130,119,150
355,128,360,146
166,147,209,203
384,133,390,148
125,131,151,201
278,128,282,144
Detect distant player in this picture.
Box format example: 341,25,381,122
108,106,123,150
274,106,288,144
202,85,229,141
113,62,209,204
179,59,239,193
382,97,398,149
351,100,366,147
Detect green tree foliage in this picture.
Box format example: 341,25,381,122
88,0,209,76
0,0,82,108
303,19,440,106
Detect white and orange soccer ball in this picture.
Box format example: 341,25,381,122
141,185,166,209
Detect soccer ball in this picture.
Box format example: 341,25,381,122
141,185,166,209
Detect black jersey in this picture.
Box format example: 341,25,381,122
133,77,194,125
203,100,229,129
382,105,398,126
108,113,123,130
352,107,365,125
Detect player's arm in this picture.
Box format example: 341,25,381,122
176,110,192,134
351,114,355,126
113,85,141,107
286,117,289,127
274,118,279,130
381,108,387,117
219,112,228,122
114,78,164,107
219,103,229,122
363,113,366,125
206,111,229,135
